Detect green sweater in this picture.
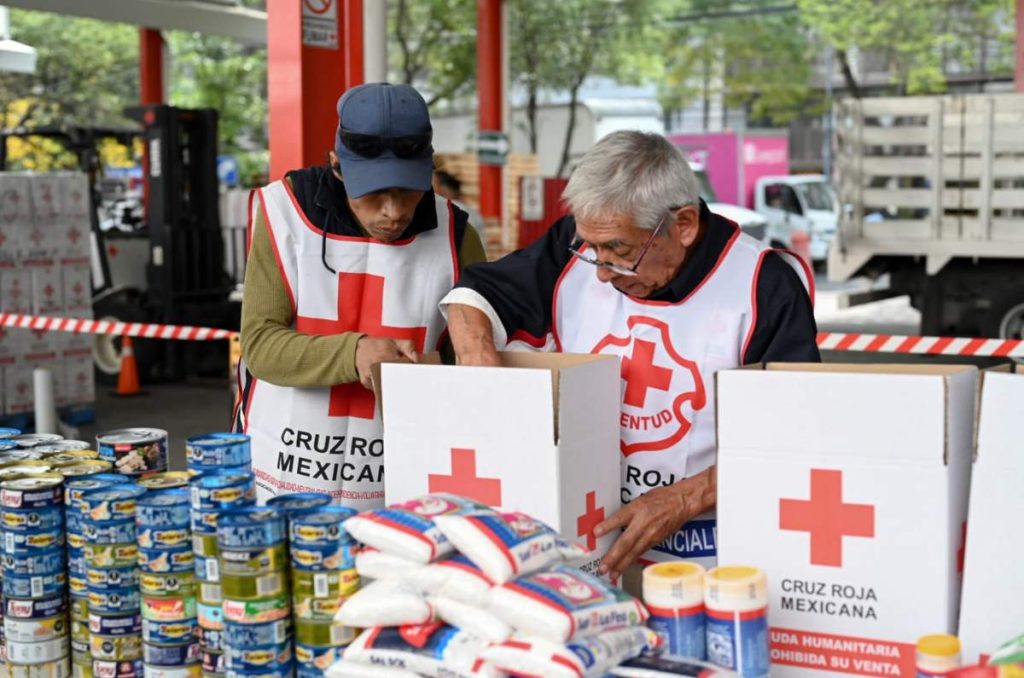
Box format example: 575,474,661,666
240,184,486,388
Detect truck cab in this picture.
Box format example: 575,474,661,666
690,164,768,242
754,174,837,264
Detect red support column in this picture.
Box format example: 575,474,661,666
139,28,164,105
267,1,348,180
344,0,365,88
1016,0,1024,91
477,0,503,221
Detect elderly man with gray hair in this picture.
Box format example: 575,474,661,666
441,131,819,576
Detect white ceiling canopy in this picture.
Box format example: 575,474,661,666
0,6,37,73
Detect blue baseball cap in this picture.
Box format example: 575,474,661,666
335,83,434,199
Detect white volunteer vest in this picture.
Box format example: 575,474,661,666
240,180,456,509
543,228,809,566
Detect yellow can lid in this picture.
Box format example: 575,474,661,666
917,634,961,657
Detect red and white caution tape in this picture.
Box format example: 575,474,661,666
816,332,1024,358
0,313,237,341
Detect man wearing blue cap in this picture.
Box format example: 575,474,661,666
235,83,486,507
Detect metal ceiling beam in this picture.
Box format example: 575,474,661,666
1,0,267,45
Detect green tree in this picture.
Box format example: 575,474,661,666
390,0,478,109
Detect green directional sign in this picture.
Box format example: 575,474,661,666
477,130,509,166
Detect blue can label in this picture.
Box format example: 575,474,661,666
289,543,356,572
294,644,341,673
142,618,199,645
196,602,223,629
66,475,131,508
2,571,67,598
186,434,251,468
266,493,331,514
3,527,64,554
86,566,140,590
138,545,194,574
223,620,290,647
5,594,67,619
189,510,219,535
143,641,200,666
196,626,223,653
215,507,285,549
88,586,142,615
705,607,770,678
201,650,225,674
2,506,64,531
137,527,191,549
648,604,706,661
288,506,357,547
81,485,146,522
84,519,137,544
224,643,292,672
137,490,191,529
193,555,219,582
89,613,143,637
190,473,254,511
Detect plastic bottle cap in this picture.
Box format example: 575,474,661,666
918,634,961,657
704,565,768,612
643,561,705,607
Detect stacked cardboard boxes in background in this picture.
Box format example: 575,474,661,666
0,171,95,416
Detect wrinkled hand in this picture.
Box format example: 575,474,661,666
594,467,716,576
354,336,418,389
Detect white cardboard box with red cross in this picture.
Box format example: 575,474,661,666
958,365,1024,664
717,364,976,678
379,353,622,575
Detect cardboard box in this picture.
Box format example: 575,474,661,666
20,325,58,366
958,365,1024,663
61,174,91,218
2,364,33,415
65,353,95,406
62,264,92,315
717,364,977,678
30,266,63,316
380,353,622,574
0,326,20,368
0,267,32,313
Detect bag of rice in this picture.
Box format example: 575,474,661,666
608,655,740,677
355,548,426,582
487,565,649,643
336,578,435,628
481,626,660,678
326,661,421,678
342,623,503,678
433,510,586,583
428,596,511,643
414,554,494,606
345,494,487,563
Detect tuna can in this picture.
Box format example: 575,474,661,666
190,534,218,559
2,548,65,576
196,583,221,607
4,527,65,554
192,556,218,583
135,491,190,530
188,511,218,536
3,614,68,642
136,473,190,493
293,621,354,648
140,597,197,623
33,441,91,453
185,435,250,470
40,449,99,462
141,619,197,646
85,567,139,591
71,659,92,678
68,576,88,598
3,571,67,598
3,506,64,532
83,544,138,570
288,543,355,572
194,603,222,631
71,619,90,645
8,434,63,449
89,636,143,662
0,427,21,439
194,627,221,653
295,644,343,674
142,666,201,678
0,451,44,465
1,475,64,509
223,644,291,673
222,620,290,648
88,614,142,638
189,474,254,512
217,544,287,577
87,588,141,615
7,596,69,621
68,598,87,622
221,594,290,625
137,546,193,574
81,485,146,523
141,643,199,667
136,527,189,550
65,476,131,508
291,569,358,601
198,651,222,675
9,661,72,678
291,596,343,622
57,462,115,480
265,493,331,515
219,572,287,601
216,507,285,550
287,506,356,546
139,573,194,598
6,636,69,663
95,430,168,477
91,659,144,678
83,521,137,545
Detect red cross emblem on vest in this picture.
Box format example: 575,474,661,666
296,272,427,420
780,468,875,567
592,316,707,456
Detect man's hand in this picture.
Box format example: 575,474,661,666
354,336,418,389
447,304,501,367
594,466,717,576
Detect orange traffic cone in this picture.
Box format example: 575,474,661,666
115,336,143,397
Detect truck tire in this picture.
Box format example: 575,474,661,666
92,297,159,386
981,286,1024,343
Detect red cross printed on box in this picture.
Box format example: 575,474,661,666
780,469,875,567
428,448,502,506
72,282,84,296
30,228,44,247
621,339,673,408
108,245,119,258
43,285,55,300
16,381,27,396
576,491,605,551
296,273,427,419
67,227,82,244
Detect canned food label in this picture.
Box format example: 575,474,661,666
3,615,66,642
137,528,189,549
142,596,197,622
221,595,289,624
195,603,223,630
198,583,221,605
91,659,145,678
88,613,142,637
139,573,192,596
3,508,63,531
84,544,137,568
6,596,68,620
137,548,193,574
292,596,342,620
201,558,218,582
67,533,87,549
312,574,329,598
223,620,288,647
89,634,143,661
6,635,69,663
86,567,138,590
141,619,197,645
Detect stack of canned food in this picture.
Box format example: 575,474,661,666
286,505,359,678
136,488,199,678
185,436,250,479
1,473,70,677
218,506,292,678
95,431,168,479
81,484,146,678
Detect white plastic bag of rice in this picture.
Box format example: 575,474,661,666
481,626,661,678
428,595,511,643
433,510,586,583
342,623,505,678
344,494,488,563
355,547,426,582
487,565,649,643
336,577,435,628
414,554,494,606
326,661,420,678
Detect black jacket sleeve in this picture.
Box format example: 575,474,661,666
743,252,821,363
456,216,576,341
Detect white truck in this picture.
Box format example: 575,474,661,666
753,174,838,265
830,93,1024,340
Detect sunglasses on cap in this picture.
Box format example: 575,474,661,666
338,128,433,159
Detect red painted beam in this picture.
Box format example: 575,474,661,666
139,28,164,105
477,0,503,221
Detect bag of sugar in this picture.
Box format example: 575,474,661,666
428,595,511,643
434,510,586,583
487,565,649,643
414,554,494,606
342,623,503,678
344,494,488,563
482,626,660,678
336,578,435,628
355,547,426,582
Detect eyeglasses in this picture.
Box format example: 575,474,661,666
337,128,433,159
568,207,681,277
